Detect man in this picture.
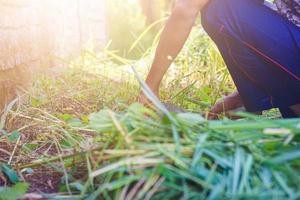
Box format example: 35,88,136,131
139,0,300,118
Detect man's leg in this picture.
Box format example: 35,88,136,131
289,105,300,116
202,0,300,118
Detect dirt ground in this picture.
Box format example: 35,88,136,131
1,118,60,194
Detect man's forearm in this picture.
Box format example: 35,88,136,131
145,1,207,94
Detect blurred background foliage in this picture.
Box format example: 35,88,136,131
107,0,173,59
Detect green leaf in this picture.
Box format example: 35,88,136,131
238,154,253,193
58,114,74,122
81,115,90,124
59,139,73,149
7,131,20,143
68,118,84,127
87,175,142,200
273,172,294,197
269,150,300,164
127,103,158,119
22,143,39,153
232,148,243,194
177,112,205,127
30,98,43,108
89,110,115,132
0,164,20,184
0,183,29,200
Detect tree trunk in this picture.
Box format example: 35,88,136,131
0,0,37,113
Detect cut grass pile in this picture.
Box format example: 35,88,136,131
63,103,300,199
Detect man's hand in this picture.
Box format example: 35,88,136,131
139,0,210,104
137,90,159,105
208,91,244,119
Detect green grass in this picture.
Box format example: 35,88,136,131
0,22,298,200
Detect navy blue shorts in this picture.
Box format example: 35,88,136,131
201,0,300,118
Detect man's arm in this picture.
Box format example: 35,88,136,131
140,0,210,103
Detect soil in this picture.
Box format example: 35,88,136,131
25,167,62,194
0,111,87,197
0,119,62,195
